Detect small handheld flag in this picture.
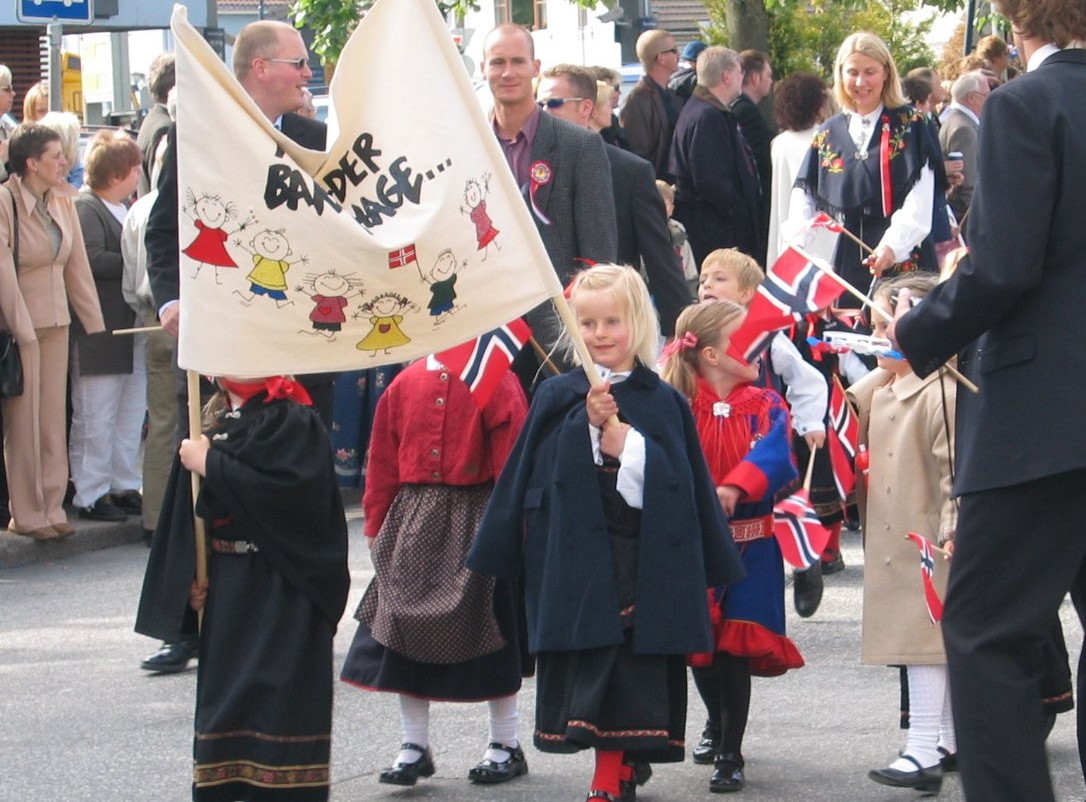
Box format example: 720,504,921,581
434,319,531,409
773,489,832,569
905,532,944,624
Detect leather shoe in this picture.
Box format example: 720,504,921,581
868,755,942,795
938,746,957,772
111,490,143,515
793,563,823,618
468,742,528,784
619,760,652,802
820,550,845,575
692,723,720,764
709,752,745,793
79,495,127,522
379,743,435,786
140,639,199,673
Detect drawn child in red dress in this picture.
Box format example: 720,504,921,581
181,190,256,284
459,173,500,261
296,270,365,341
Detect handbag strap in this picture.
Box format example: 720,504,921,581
5,185,17,267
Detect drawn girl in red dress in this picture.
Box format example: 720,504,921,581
459,173,501,261
181,189,256,284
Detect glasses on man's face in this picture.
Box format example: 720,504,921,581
537,97,585,109
265,57,308,70
658,48,679,57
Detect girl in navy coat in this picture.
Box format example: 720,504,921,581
468,264,744,802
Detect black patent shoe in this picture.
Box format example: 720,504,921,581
693,723,721,764
140,639,199,673
379,743,435,786
710,752,745,793
467,742,528,784
793,563,824,618
619,760,652,801
868,754,943,795
938,746,958,773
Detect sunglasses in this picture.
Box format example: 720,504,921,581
537,97,586,109
264,57,308,69
658,48,679,56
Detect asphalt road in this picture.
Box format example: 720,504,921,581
2,521,1084,802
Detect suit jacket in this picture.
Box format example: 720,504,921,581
0,174,104,344
72,190,136,374
897,49,1086,495
136,103,172,198
467,365,744,655
731,92,773,254
669,87,763,266
524,112,617,349
620,75,681,180
939,106,980,221
606,143,690,336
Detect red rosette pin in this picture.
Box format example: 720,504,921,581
528,160,554,225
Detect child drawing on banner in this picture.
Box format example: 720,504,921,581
354,292,418,357
460,173,501,260
417,248,466,326
296,270,365,341
232,228,307,309
181,190,256,284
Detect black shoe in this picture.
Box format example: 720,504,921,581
619,760,652,801
379,743,435,786
468,742,528,784
111,490,143,515
938,746,957,772
692,723,721,764
79,495,127,522
140,640,198,673
793,563,824,618
868,755,943,795
710,752,745,793
820,551,845,575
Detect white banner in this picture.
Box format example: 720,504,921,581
171,0,562,376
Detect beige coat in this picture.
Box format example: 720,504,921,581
848,367,958,665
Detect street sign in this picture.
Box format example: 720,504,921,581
17,0,95,25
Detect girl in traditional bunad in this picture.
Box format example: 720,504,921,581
339,355,530,788
468,264,744,802
846,272,956,795
661,299,803,794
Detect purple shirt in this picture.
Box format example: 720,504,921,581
493,106,541,189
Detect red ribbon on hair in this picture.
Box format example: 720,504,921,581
661,331,699,362
879,115,892,217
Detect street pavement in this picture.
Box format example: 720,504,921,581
2,517,1085,802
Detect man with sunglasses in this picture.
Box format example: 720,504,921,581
140,20,333,676
621,29,684,181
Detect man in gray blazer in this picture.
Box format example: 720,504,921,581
483,24,616,383
938,70,990,222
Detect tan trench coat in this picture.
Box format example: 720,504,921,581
848,367,958,665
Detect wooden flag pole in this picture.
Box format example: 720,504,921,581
792,245,979,395
112,325,164,335
905,534,952,560
529,336,562,377
803,445,817,492
186,369,208,629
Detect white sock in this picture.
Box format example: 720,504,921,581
485,694,519,762
889,664,947,771
937,678,957,755
397,695,430,764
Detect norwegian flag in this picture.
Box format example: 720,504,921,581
434,319,531,408
827,378,858,501
387,244,418,268
905,532,944,624
764,246,847,315
811,211,846,234
773,489,832,569
725,289,797,365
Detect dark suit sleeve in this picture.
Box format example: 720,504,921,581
146,124,180,311
734,97,773,190
627,156,691,335
621,86,657,166
898,88,1053,377
573,132,618,264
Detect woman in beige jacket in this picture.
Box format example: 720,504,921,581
848,273,957,795
0,124,104,539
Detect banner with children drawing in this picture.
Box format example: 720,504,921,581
169,0,563,377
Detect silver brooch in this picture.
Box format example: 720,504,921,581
855,149,869,160
225,410,241,419
712,401,731,418
212,433,229,441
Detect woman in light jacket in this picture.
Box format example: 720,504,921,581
0,124,104,539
